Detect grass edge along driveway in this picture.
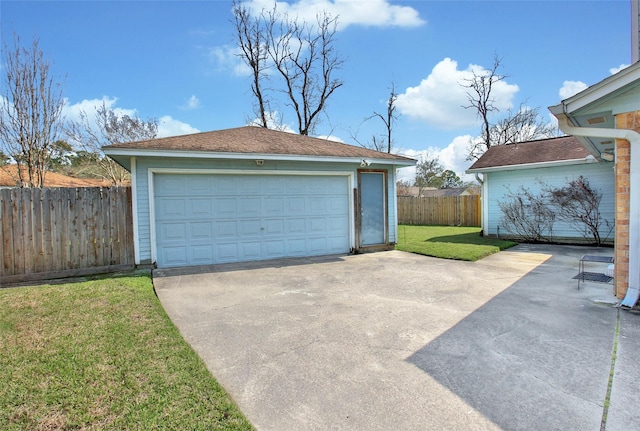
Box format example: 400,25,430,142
396,225,517,261
0,274,253,431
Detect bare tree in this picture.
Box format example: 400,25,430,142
371,83,398,153
232,4,344,135
488,103,559,148
233,0,270,128
67,103,157,185
0,35,65,187
461,55,505,160
462,56,558,160
351,83,399,153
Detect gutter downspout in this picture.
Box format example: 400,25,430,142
557,115,640,299
474,172,488,236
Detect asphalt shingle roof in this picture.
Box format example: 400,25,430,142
104,126,415,162
467,136,590,171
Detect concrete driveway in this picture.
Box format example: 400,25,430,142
153,245,639,431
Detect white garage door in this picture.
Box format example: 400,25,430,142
153,173,351,268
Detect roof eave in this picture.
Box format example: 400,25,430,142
466,157,602,174
549,62,640,115
103,148,416,167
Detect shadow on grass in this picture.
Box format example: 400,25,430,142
424,232,485,244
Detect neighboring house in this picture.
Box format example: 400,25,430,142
549,61,640,301
103,126,415,269
0,165,113,188
466,136,615,243
398,186,478,198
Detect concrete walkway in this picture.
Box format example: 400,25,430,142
153,245,639,430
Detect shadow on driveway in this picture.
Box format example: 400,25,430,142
154,244,638,431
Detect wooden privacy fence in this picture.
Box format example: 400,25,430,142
397,195,481,227
1,187,135,284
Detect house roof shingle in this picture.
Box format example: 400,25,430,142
467,136,591,172
103,126,415,163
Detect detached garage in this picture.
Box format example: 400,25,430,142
104,126,415,268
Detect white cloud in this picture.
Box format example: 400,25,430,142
63,96,137,124
241,0,425,29
157,115,200,137
395,58,519,129
247,111,296,132
209,44,249,76
558,80,588,100
315,134,344,143
610,64,630,75
63,97,200,141
180,95,201,111
396,134,477,184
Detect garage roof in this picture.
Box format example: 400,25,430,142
466,136,597,173
104,126,415,166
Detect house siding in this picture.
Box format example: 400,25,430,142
133,157,399,264
484,162,615,242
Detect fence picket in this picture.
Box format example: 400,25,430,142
0,187,135,283
397,195,481,227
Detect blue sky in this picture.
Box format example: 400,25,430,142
1,0,633,181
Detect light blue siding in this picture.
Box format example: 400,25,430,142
484,162,615,242
133,157,399,264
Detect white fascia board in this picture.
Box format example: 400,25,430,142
549,62,640,115
103,148,416,167
465,157,597,174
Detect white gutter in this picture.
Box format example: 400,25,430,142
466,156,596,174
103,148,416,167
556,114,640,298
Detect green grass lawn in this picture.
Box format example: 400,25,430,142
0,274,253,431
396,225,518,261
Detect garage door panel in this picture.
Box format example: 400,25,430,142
191,245,214,263
327,236,348,252
265,197,285,214
190,222,212,240
190,176,213,194
190,199,212,217
160,223,186,241
309,197,327,213
158,198,186,219
240,220,261,236
163,246,188,266
264,219,284,235
264,240,286,257
155,174,350,268
216,221,237,237
156,175,186,194
241,198,261,214
329,196,349,212
287,197,306,213
287,238,307,255
328,216,349,233
217,243,239,261
241,242,262,259
308,237,328,253
287,218,306,233
214,198,237,216
215,177,237,194
308,217,327,232
239,177,260,193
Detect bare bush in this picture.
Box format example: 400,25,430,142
545,176,611,245
498,185,555,242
